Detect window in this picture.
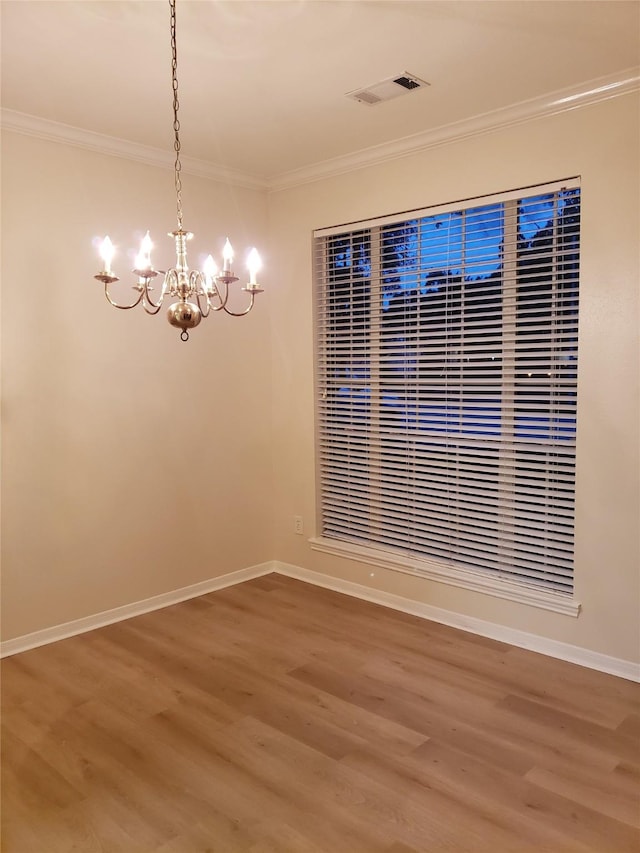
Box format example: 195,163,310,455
313,180,581,612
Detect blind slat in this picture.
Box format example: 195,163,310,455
315,181,580,593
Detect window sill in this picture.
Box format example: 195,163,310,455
309,537,581,617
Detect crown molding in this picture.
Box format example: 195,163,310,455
0,109,268,191
268,69,640,191
2,69,638,193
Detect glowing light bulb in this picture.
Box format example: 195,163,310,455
222,238,234,273
247,248,261,285
99,236,115,274
203,254,217,286
135,231,153,270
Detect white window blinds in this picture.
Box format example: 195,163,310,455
313,180,580,595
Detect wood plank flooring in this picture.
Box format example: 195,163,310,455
2,573,639,852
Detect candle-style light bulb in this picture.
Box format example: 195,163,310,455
222,238,234,273
135,230,153,271
99,236,115,274
203,254,217,287
247,248,261,286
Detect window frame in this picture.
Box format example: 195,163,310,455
312,179,581,617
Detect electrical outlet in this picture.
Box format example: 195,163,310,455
294,515,304,535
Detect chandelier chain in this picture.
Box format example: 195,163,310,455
170,0,183,231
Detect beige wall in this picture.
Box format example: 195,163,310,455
269,94,640,664
1,132,273,639
2,94,638,665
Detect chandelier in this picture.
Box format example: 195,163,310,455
94,0,263,341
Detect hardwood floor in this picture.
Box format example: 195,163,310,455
2,573,639,852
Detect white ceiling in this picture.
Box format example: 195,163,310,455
2,1,639,184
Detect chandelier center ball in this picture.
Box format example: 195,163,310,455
167,301,202,331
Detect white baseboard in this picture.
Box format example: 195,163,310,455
0,562,276,658
274,561,640,683
3,558,638,683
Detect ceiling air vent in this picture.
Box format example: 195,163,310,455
346,72,430,106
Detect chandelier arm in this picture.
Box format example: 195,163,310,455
164,268,179,299
141,274,169,310
206,298,228,313
104,284,145,311
202,278,229,312
221,293,256,317
142,298,164,316
215,278,230,309
195,291,213,317
192,272,213,318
